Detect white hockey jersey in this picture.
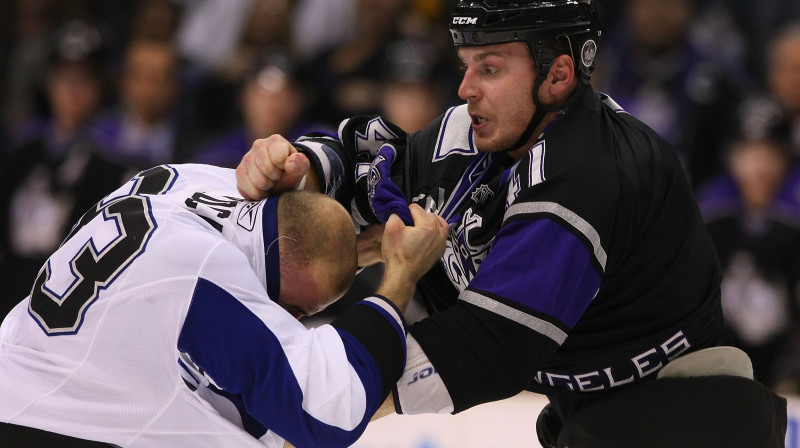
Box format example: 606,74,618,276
0,164,407,447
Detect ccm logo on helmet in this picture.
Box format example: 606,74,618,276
452,16,478,25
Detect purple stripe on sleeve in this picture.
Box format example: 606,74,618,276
468,219,601,328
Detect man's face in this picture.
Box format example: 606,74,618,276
242,69,303,138
629,0,692,54
277,265,340,319
48,61,101,132
729,139,788,212
770,35,800,115
122,42,177,125
457,42,537,155
276,200,356,320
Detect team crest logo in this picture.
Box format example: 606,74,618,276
470,184,494,205
581,39,597,68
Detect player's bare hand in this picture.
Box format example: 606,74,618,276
357,223,386,267
236,134,311,200
381,204,449,283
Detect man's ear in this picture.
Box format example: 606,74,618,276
545,54,576,99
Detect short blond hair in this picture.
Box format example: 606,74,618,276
277,191,358,298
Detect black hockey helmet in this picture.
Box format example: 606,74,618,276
449,0,600,82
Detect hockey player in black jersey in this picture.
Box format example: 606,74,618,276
236,1,787,446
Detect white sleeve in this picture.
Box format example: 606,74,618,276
180,244,406,447
393,333,455,415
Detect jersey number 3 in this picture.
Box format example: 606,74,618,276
28,165,177,335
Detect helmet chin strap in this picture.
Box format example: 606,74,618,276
505,65,584,154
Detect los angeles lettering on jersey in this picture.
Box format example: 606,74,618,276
532,330,692,392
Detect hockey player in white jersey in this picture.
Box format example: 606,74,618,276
0,163,448,447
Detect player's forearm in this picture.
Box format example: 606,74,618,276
377,207,449,312
376,265,417,312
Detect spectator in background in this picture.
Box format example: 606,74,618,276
0,20,128,319
768,22,800,155
191,53,311,168
0,0,10,148
593,0,750,189
129,0,183,44
291,0,356,62
0,0,63,134
89,39,187,169
697,95,800,390
379,38,457,133
706,0,800,82
175,0,252,72
187,0,297,142
218,0,293,83
301,0,407,127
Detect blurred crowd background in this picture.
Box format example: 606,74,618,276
1,0,800,395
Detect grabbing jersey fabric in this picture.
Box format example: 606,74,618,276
294,85,729,414
0,164,406,447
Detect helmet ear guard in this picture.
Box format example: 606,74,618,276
450,0,600,83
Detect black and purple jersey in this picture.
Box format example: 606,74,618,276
295,85,728,413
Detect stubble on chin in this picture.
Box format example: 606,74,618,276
474,133,517,154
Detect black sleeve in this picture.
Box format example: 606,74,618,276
408,300,560,412
330,295,408,399
293,117,410,227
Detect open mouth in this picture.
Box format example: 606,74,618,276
471,114,487,126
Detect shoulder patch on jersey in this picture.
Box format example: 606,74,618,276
433,105,478,162
350,117,400,157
